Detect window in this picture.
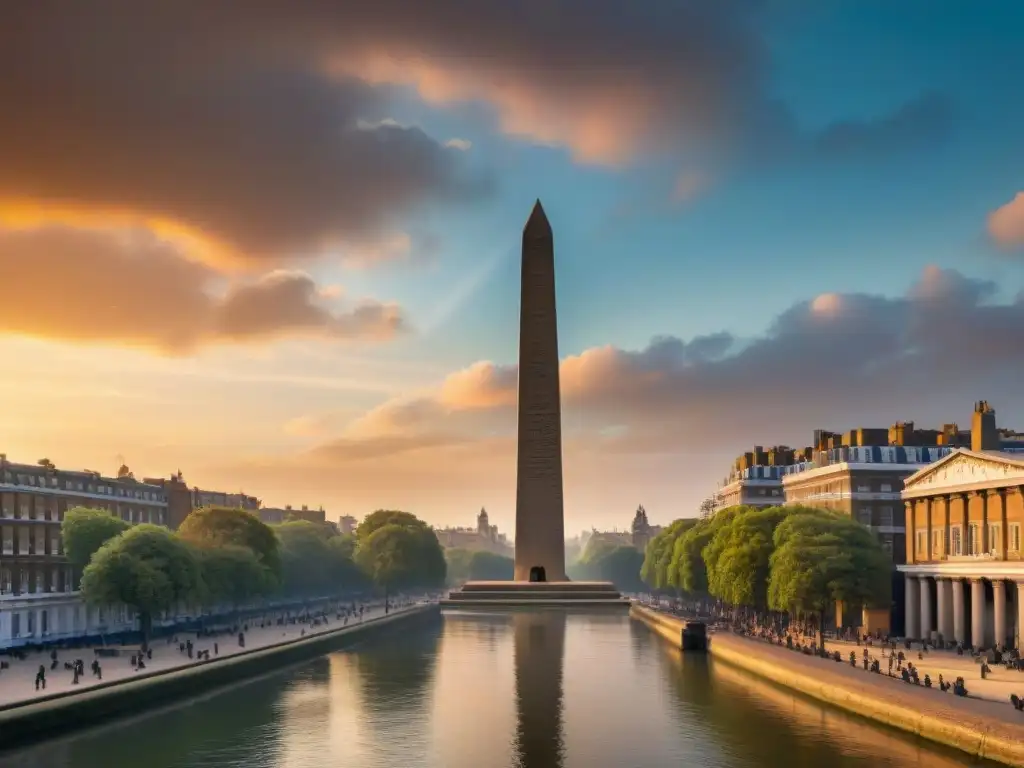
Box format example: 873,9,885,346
951,525,963,556
968,523,981,556
916,530,927,558
33,570,44,593
857,508,872,525
878,506,894,527
49,569,58,593
880,534,894,557
856,484,871,493
1,526,11,555
17,529,29,555
988,524,1001,555
26,611,35,635
11,613,20,638
0,567,11,594
41,610,48,635
1010,524,1021,553
880,483,892,492
932,529,943,557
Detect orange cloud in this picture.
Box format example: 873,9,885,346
295,266,1024,465
988,192,1024,247
0,226,405,353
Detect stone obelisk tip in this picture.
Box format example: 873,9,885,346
524,199,552,236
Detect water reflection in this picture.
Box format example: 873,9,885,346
656,642,982,768
513,610,566,768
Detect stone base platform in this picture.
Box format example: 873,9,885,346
440,580,631,607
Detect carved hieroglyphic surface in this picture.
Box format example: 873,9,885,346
909,454,1024,490
515,225,566,577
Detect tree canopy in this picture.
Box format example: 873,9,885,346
178,506,280,577
197,545,275,608
640,518,697,591
445,548,513,584
355,518,446,594
61,506,131,573
356,509,429,540
80,524,202,639
704,506,790,610
275,520,365,597
768,508,892,645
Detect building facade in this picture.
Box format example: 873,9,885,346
1,456,168,648
257,505,327,526
899,447,1024,650
435,508,512,555
630,505,662,551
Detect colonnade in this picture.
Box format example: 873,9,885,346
904,574,1023,650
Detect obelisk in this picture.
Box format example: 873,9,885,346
513,200,567,582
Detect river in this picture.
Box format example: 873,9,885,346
0,609,990,768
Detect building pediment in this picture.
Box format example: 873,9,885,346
903,449,1024,496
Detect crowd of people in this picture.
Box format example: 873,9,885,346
0,593,434,704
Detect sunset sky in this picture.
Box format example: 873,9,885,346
2,3,1024,535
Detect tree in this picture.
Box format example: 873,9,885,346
670,506,742,594
62,507,131,573
640,518,697,591
197,545,275,610
768,509,892,648
356,510,429,540
587,545,645,592
355,523,446,601
81,525,201,643
178,506,280,578
445,548,513,584
705,506,790,611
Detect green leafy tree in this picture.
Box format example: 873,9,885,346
588,545,645,592
640,518,697,591
705,506,791,610
669,510,729,594
61,507,131,573
356,510,429,540
768,509,892,648
275,520,340,596
467,550,514,581
197,545,275,610
355,523,446,601
444,548,475,585
178,506,280,578
81,525,201,642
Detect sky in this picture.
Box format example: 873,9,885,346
2,2,1024,536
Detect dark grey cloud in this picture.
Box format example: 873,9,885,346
0,1,953,265
0,227,405,352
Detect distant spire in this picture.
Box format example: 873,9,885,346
524,199,552,237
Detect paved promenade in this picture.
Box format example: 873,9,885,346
712,632,1024,728
0,599,425,710
820,636,1024,705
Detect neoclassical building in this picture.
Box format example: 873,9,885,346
899,448,1024,650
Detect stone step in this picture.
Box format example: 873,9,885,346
446,590,624,601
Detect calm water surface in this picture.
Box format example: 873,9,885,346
0,610,989,768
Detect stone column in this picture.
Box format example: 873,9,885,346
936,577,954,643
905,575,920,639
1017,582,1024,652
952,578,966,645
919,577,933,640
970,578,986,649
993,580,1007,649
925,498,933,560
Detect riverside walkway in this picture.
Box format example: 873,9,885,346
820,636,1024,706
0,599,426,710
